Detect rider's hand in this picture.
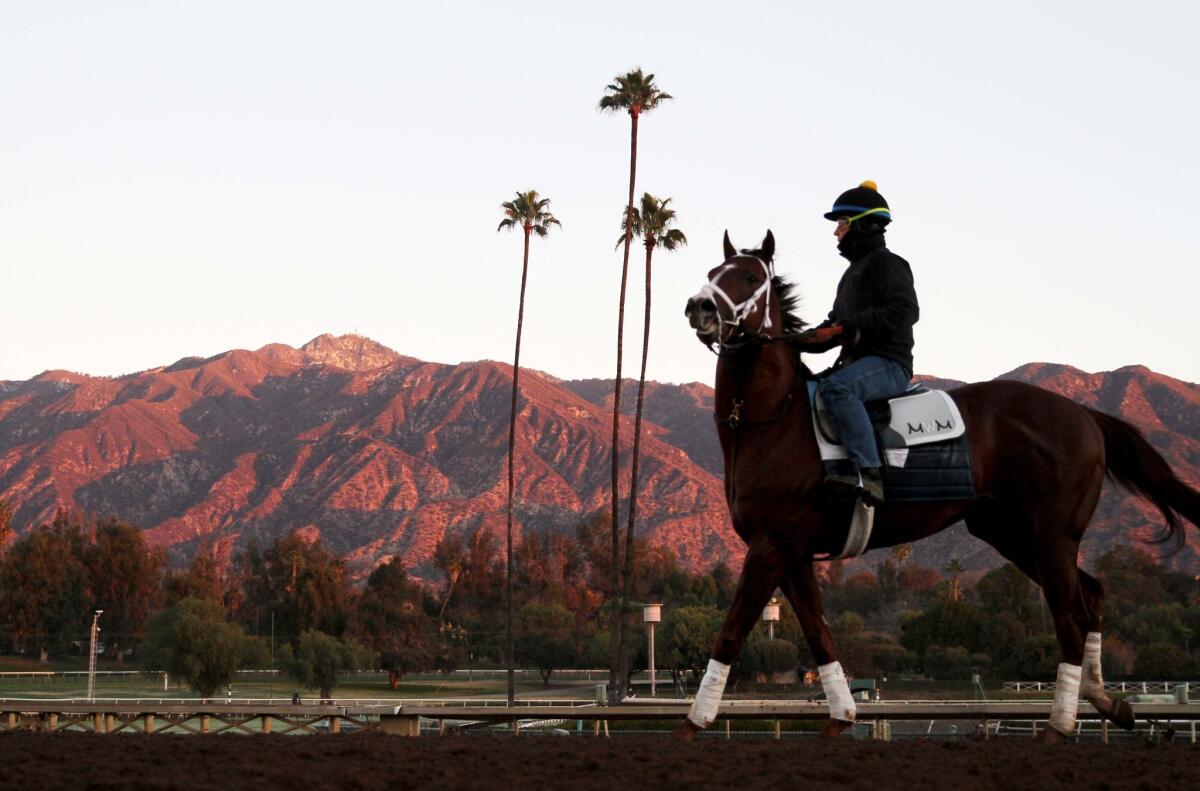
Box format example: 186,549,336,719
797,324,844,344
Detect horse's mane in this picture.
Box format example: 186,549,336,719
772,275,807,336
739,245,807,337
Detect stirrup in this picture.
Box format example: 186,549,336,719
816,499,875,560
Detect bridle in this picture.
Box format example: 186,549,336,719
693,253,775,352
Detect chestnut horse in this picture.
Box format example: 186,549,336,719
678,231,1200,740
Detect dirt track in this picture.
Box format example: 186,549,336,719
1,731,1197,789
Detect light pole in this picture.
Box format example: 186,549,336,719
762,597,780,640
643,603,661,697
87,610,103,702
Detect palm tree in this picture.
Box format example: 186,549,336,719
497,189,560,705
0,499,12,552
598,67,671,699
944,557,967,602
614,193,686,688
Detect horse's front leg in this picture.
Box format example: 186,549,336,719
675,538,784,739
780,558,856,737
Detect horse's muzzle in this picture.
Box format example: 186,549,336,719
685,296,718,339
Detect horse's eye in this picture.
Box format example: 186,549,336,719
747,275,760,285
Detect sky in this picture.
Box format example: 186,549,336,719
2,1,1198,386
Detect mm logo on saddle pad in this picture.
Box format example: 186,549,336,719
808,382,966,464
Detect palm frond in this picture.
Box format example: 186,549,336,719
598,67,671,115
497,189,560,236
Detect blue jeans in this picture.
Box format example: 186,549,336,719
817,356,912,469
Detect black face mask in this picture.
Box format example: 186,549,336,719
837,228,857,259
837,223,886,260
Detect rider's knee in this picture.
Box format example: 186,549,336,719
817,377,852,399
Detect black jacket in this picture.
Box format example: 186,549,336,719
819,232,919,373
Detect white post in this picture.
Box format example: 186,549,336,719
762,597,780,641
648,623,656,696
643,604,661,698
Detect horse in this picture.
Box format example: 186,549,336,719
676,230,1200,740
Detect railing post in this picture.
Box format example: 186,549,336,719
379,715,420,736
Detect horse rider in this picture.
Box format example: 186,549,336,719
796,180,919,504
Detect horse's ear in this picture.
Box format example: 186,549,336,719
761,230,775,262
723,230,736,261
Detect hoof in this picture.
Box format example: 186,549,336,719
1036,725,1069,743
1110,698,1135,731
672,719,701,741
820,718,855,738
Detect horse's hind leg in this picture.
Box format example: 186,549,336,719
966,503,1089,740
780,559,855,737
1029,532,1094,741
1077,569,1135,730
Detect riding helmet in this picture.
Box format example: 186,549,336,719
824,180,891,225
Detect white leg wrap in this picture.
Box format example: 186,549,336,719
687,659,730,729
819,661,856,722
1082,632,1104,698
1049,662,1082,735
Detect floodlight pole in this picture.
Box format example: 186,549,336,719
87,610,103,702
643,604,661,697
269,611,275,701
762,597,780,641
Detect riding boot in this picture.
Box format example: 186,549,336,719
824,467,885,505
860,467,884,505
823,471,862,499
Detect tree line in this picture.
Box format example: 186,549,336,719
2,507,1195,699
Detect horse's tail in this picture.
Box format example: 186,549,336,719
1085,406,1200,552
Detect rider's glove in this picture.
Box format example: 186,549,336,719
797,324,844,344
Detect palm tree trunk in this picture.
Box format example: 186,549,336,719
617,240,654,689
507,226,531,706
609,108,639,700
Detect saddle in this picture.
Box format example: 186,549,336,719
808,381,974,561
808,382,966,467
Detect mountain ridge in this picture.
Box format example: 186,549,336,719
1,335,1195,579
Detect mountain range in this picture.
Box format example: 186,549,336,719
1,335,1196,581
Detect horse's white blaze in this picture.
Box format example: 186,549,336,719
1049,662,1083,734
1082,632,1104,698
687,658,730,728
819,661,856,722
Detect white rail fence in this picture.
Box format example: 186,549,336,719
1002,680,1197,693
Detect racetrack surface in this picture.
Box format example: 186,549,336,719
1,731,1196,789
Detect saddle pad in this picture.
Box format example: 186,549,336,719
823,438,975,502
888,390,966,446
808,382,966,462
